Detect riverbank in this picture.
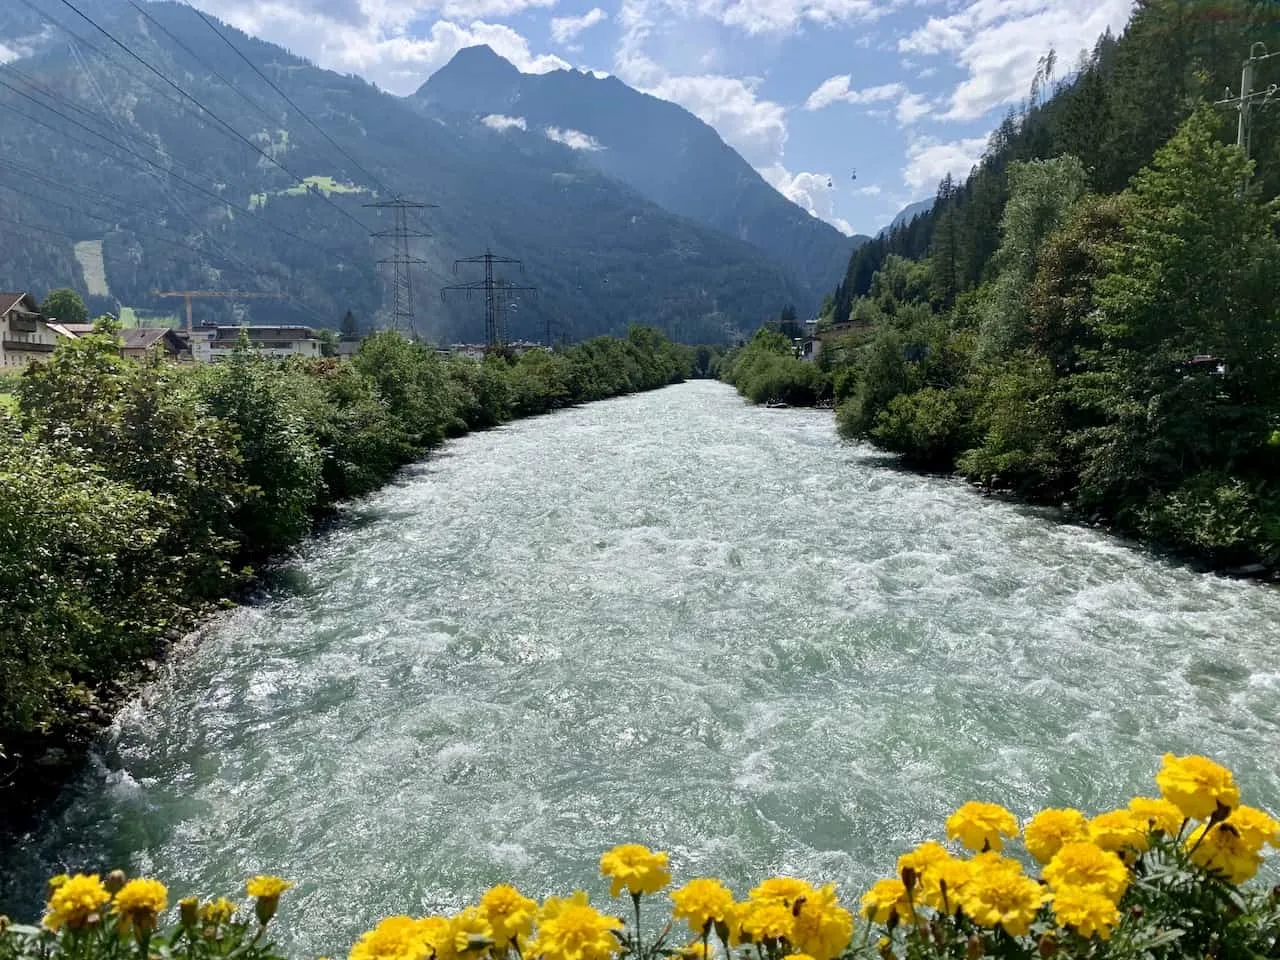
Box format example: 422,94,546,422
0,323,700,838
7,380,1280,936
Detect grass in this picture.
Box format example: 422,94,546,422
282,175,367,197
0,393,16,414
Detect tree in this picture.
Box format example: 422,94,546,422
1072,107,1280,550
41,288,87,324
341,310,359,337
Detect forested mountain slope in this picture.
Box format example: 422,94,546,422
0,2,806,342
416,45,864,313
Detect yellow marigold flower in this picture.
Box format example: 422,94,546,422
1050,887,1120,940
791,884,853,960
679,944,709,960
1042,843,1129,902
784,954,818,960
419,916,457,960
598,845,670,898
946,802,1019,853
451,907,493,955
479,884,537,946
246,876,293,899
918,858,972,915
113,878,168,935
957,868,1046,937
859,879,913,926
1087,811,1151,857
748,877,815,906
1224,805,1280,851
670,878,735,934
1187,823,1262,885
969,852,1025,880
737,900,794,944
44,873,111,932
1127,797,1184,836
1024,809,1089,865
201,898,236,925
48,874,71,896
527,892,623,960
896,841,951,883
349,916,433,960
1156,753,1240,821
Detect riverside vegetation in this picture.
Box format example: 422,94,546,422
0,319,699,821
2,754,1278,960
723,0,1280,571
723,116,1280,570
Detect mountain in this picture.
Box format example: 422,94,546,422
881,199,933,236
415,47,865,313
0,3,809,343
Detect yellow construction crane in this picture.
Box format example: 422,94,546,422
152,290,285,333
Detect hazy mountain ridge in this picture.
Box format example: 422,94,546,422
415,46,866,312
0,3,809,341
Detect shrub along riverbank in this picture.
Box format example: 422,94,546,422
0,320,699,829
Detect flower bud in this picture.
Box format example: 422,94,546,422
255,894,281,926
105,870,128,895
179,897,199,928
0,915,9,934
1038,934,1057,958
966,935,985,960
877,936,893,960
900,867,917,890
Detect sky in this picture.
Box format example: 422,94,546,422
107,0,1140,234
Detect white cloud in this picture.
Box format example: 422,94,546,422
190,1,569,95
0,42,18,63
896,91,931,124
898,0,1135,121
482,113,528,130
440,0,556,15
550,7,608,44
804,76,907,109
917,65,937,79
903,135,986,190
804,74,853,111
545,126,605,149
856,185,882,196
761,165,854,236
619,55,788,166
694,0,882,34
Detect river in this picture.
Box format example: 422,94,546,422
4,380,1280,948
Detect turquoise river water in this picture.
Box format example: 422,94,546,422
4,380,1280,949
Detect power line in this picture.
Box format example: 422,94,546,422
0,87,361,260
182,1,392,196
124,0,289,132
53,0,372,234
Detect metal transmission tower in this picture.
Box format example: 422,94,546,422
364,197,434,336
1216,42,1280,182
441,248,537,347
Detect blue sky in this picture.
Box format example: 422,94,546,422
188,0,1136,235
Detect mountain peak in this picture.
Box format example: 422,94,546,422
415,45,522,108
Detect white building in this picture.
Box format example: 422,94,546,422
0,292,61,369
189,325,322,363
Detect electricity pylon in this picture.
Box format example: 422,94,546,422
364,197,434,337
441,249,537,348
1216,42,1280,182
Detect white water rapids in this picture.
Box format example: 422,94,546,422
5,380,1280,951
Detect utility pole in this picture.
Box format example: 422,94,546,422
364,197,434,337
1216,42,1279,180
152,289,284,334
441,249,537,348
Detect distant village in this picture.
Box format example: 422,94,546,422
0,291,548,369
